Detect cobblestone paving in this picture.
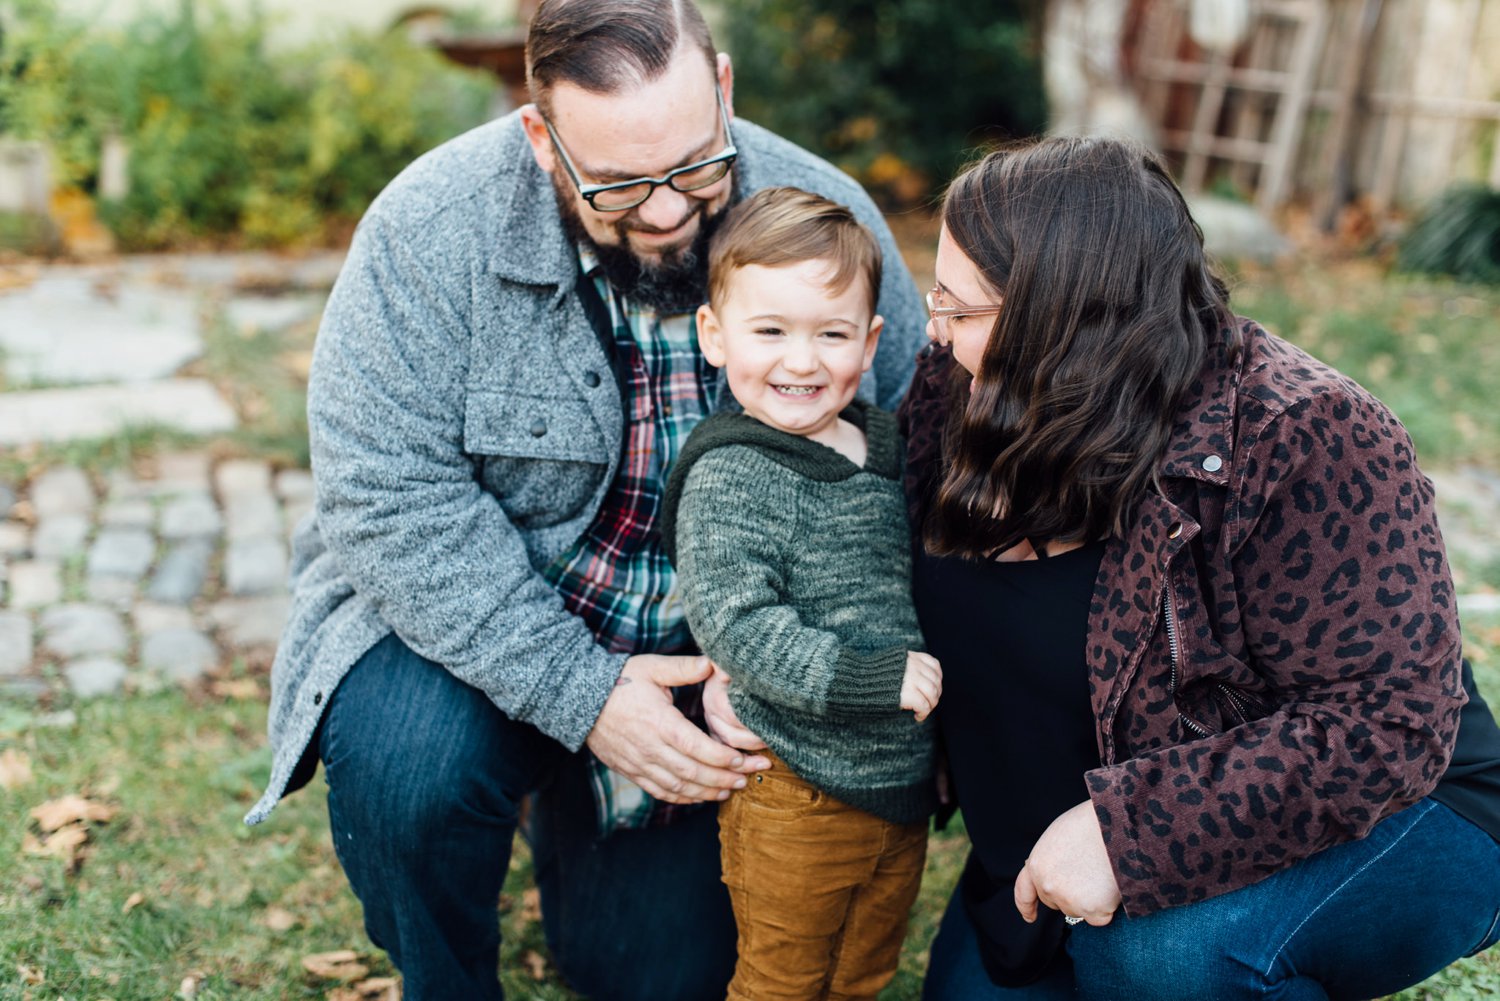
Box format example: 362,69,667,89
0,455,304,699
0,251,340,706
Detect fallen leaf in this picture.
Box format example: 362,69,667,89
16,964,44,985
327,978,400,1001
521,887,542,922
210,678,261,700
122,891,145,914
23,823,89,863
302,951,369,982
356,976,400,999
522,949,547,980
180,973,200,998
30,794,117,832
262,906,298,931
0,749,33,790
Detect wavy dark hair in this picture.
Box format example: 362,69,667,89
926,136,1236,558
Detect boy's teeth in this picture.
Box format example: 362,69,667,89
777,385,817,395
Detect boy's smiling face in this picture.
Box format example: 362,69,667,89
697,258,883,446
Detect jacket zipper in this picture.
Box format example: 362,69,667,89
1163,588,1212,738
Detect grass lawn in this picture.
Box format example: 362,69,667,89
2,247,1499,999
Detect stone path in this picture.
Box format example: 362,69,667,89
0,251,340,703
0,455,306,699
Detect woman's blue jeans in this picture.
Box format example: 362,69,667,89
924,797,1500,1001
315,633,737,1001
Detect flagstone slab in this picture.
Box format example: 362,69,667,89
0,274,202,384
8,560,61,609
40,603,128,658
0,612,32,675
64,656,129,698
0,380,237,446
30,466,95,516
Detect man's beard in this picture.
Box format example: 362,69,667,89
553,173,737,314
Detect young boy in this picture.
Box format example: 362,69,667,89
660,187,941,1001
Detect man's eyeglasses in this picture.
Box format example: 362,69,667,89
542,87,738,212
925,286,1004,326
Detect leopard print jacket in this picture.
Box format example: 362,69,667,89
898,320,1466,917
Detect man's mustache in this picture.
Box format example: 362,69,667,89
619,205,702,236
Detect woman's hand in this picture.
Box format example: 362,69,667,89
1014,800,1122,927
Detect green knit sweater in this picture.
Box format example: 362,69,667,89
662,399,936,824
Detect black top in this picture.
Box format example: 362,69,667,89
1433,658,1500,843
913,540,1107,986
912,539,1500,988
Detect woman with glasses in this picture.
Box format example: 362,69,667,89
899,136,1500,1000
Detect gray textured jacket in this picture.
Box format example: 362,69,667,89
245,110,926,825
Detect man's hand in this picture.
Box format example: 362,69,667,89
1014,800,1122,927
899,651,943,722
703,662,769,751
586,654,764,804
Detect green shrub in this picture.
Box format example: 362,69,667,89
1396,184,1500,285
718,0,1047,207
0,0,496,249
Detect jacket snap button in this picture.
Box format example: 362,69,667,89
1168,522,1183,539
583,370,601,388
312,691,323,706
530,419,548,438
1202,454,1223,473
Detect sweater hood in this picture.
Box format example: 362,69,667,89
661,398,899,565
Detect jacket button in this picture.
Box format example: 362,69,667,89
530,419,548,438
583,370,601,388
1168,522,1183,539
312,691,323,706
1202,454,1223,473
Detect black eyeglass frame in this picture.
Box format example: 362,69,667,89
541,87,738,212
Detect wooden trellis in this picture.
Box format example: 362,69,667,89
1129,0,1500,215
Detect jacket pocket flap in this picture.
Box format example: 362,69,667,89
463,391,608,463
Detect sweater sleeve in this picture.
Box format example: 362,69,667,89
1085,387,1466,917
675,449,909,718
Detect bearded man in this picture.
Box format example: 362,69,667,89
244,1,926,998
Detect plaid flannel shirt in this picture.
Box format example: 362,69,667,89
541,248,719,835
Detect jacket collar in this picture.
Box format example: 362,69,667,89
1155,325,1245,488
485,116,578,289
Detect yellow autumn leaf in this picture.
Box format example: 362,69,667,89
30,794,117,832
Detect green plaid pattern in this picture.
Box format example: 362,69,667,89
543,248,719,834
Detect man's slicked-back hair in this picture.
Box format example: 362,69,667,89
707,187,883,313
526,0,718,115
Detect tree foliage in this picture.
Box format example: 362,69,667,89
0,0,495,249
719,0,1047,208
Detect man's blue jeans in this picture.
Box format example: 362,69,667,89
924,797,1500,1001
316,633,737,1001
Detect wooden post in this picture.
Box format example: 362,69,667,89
1315,0,1384,231
1259,0,1330,211
1369,0,1428,212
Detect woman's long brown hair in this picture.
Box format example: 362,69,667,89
925,137,1237,558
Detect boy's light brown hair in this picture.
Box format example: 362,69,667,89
707,187,883,312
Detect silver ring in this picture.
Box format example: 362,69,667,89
1064,915,1084,926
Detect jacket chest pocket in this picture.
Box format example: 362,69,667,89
463,391,610,529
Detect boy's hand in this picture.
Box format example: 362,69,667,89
704,662,770,752
899,651,942,722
